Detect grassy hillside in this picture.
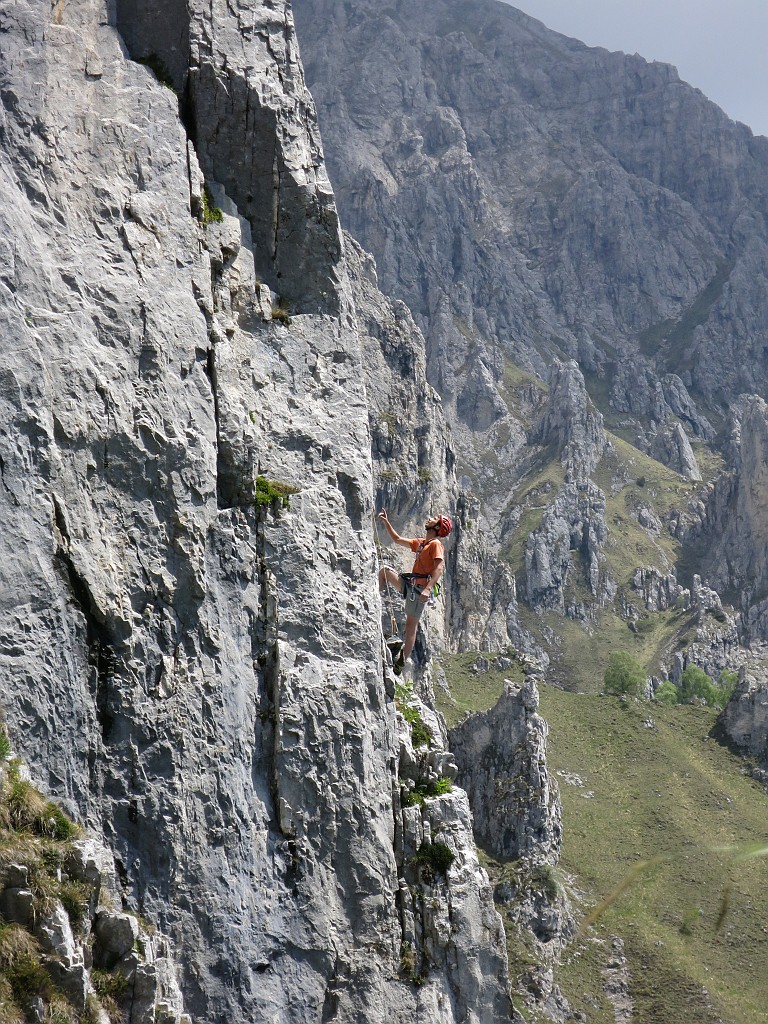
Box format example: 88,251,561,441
438,659,768,1024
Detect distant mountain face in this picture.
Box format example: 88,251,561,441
294,0,768,660
294,0,768,439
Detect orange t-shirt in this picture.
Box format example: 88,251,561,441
409,537,444,580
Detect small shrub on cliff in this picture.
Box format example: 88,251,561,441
3,762,79,842
270,299,291,325
400,776,453,807
58,880,91,935
414,840,455,876
604,651,646,698
0,927,52,1011
91,967,130,1016
394,682,432,748
531,864,559,902
201,185,223,225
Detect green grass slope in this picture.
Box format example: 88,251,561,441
439,660,768,1024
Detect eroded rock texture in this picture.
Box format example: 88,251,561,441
0,2,514,1022
450,678,562,866
295,0,768,420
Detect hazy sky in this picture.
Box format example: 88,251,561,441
502,0,768,137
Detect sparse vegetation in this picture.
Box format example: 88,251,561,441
0,748,107,1023
134,55,177,93
58,880,90,935
400,776,453,808
90,968,130,1021
395,682,432,748
531,863,560,903
201,185,223,225
270,299,291,325
1,762,79,842
254,475,299,511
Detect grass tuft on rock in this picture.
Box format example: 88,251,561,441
254,476,299,511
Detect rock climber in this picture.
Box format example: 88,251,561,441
377,510,452,674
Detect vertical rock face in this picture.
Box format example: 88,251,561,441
650,422,701,481
0,2,514,1022
716,671,768,768
116,0,342,309
687,397,768,637
448,677,573,1015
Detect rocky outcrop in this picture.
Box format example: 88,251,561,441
449,677,573,1017
449,679,562,865
611,368,715,444
0,2,516,1022
0,757,189,1024
716,670,768,768
631,568,686,612
534,360,606,481
650,422,701,481
524,482,612,612
392,684,515,1017
115,0,342,311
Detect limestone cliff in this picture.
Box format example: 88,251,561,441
0,2,518,1022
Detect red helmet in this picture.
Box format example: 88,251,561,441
436,514,453,538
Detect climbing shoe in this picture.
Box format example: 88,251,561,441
393,648,405,676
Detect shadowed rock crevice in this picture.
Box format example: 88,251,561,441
113,0,342,312
114,0,190,95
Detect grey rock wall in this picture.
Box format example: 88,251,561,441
449,679,561,866
682,397,768,638
448,677,573,1014
115,0,343,310
0,1,515,1022
534,360,606,481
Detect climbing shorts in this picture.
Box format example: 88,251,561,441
400,574,428,621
